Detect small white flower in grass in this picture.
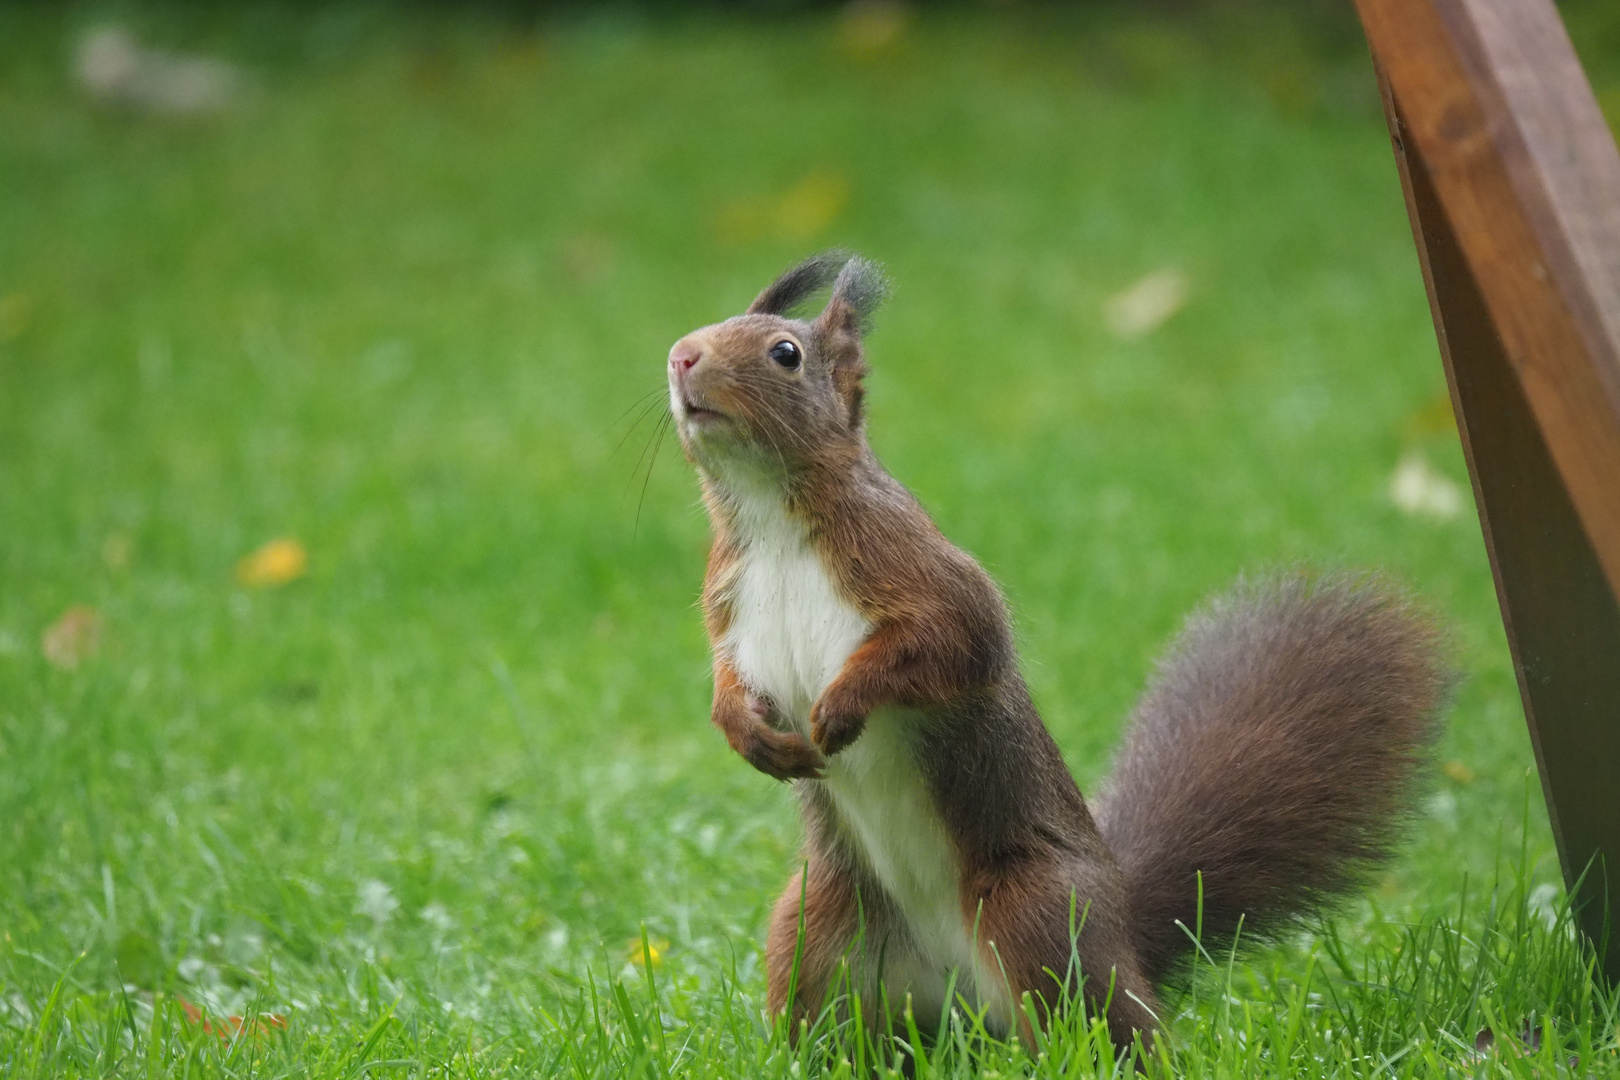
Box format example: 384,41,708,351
356,880,398,926
1389,451,1464,520
420,903,454,931
1104,268,1189,339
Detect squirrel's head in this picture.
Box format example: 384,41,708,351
667,251,888,481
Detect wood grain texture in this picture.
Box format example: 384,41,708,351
1358,0,1620,596
1355,0,1620,975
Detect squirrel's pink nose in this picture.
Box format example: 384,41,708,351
669,341,702,375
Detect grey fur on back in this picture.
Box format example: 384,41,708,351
1092,573,1453,982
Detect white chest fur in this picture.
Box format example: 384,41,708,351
713,481,987,1015
719,492,869,725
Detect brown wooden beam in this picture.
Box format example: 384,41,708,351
1354,0,1620,976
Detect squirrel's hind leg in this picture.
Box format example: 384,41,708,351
964,857,1160,1055
766,858,902,1040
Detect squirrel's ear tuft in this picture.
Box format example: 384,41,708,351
815,256,890,338
746,250,856,317
814,257,888,430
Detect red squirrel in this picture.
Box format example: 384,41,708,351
665,251,1450,1050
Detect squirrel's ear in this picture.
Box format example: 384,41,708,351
746,250,855,317
813,256,889,344
814,257,888,429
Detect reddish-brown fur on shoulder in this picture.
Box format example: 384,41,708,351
699,518,739,641
790,464,1014,755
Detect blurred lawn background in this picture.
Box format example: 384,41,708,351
4,1,1620,1075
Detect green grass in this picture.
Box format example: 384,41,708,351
5,2,1620,1076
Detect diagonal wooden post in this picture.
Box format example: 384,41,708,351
1354,0,1620,976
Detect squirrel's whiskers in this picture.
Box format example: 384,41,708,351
609,386,672,454
631,409,673,534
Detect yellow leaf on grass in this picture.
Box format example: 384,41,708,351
102,532,132,571
775,171,850,240
42,605,103,669
837,0,911,59
1442,760,1477,785
1402,390,1458,441
0,293,33,340
713,171,851,246
237,538,307,587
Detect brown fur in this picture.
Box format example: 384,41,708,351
764,801,898,1028
1092,574,1452,982
711,657,826,781
667,252,1453,1054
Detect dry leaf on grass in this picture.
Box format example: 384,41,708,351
1442,760,1476,784
102,532,132,571
714,171,851,246
837,0,911,58
774,172,850,239
236,538,307,587
1104,268,1188,339
0,293,33,340
42,606,103,669
76,27,240,115
1389,451,1464,520
177,995,287,1041
1402,389,1458,441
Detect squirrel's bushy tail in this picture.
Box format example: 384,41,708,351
1092,573,1452,983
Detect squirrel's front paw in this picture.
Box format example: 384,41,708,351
809,692,867,757
744,729,827,782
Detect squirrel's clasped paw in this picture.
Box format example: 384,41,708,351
809,694,867,757
736,692,826,780
745,729,827,782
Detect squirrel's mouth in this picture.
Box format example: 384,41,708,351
680,396,728,425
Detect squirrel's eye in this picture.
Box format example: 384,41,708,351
768,340,802,370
